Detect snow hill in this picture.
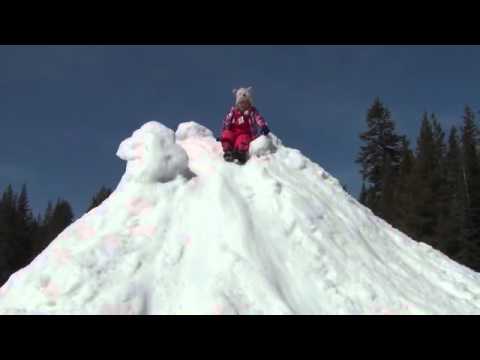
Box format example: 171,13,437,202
1,121,480,315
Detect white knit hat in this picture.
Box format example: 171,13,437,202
233,87,254,106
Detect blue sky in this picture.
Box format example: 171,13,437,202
1,45,479,218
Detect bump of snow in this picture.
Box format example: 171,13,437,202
284,149,307,170
175,121,214,141
249,134,280,157
116,121,189,184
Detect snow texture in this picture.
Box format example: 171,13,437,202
249,134,280,158
175,121,214,141
116,121,189,184
1,121,480,315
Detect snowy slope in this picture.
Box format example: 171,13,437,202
1,121,480,315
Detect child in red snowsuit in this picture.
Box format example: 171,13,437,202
220,87,270,164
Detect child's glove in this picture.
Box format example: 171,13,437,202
260,126,270,136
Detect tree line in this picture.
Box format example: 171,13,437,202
0,185,112,286
357,98,480,271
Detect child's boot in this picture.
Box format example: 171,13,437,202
234,150,248,165
223,150,235,162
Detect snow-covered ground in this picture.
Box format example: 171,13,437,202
1,121,480,315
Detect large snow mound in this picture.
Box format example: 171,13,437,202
1,121,480,315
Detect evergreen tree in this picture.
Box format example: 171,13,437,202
393,136,416,236
355,102,480,272
1,185,17,224
359,183,368,205
379,150,396,223
356,98,403,219
87,186,112,212
43,201,53,228
0,185,17,283
457,106,480,270
49,199,74,240
13,184,34,269
410,113,438,244
30,212,44,258
439,126,466,257
0,184,78,285
33,201,54,254
0,189,9,284
430,115,450,248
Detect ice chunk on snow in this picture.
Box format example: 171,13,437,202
249,134,279,157
175,121,214,141
284,149,307,170
116,121,189,184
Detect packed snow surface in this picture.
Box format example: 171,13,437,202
1,121,480,315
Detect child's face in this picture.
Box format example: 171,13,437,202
238,100,251,111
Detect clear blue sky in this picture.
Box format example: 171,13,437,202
1,45,479,218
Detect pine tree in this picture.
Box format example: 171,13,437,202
432,115,447,164
457,106,480,270
0,189,8,284
410,113,437,244
359,183,368,205
0,185,19,284
41,201,53,250
87,186,112,212
49,199,74,241
13,184,34,269
430,115,450,248
393,136,416,236
43,201,53,228
32,201,55,255
30,212,43,258
380,151,396,223
1,185,17,222
439,126,466,257
356,98,403,220
0,186,16,269
0,186,79,285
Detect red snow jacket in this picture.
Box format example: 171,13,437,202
222,106,268,138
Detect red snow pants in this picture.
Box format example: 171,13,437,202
220,127,253,153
